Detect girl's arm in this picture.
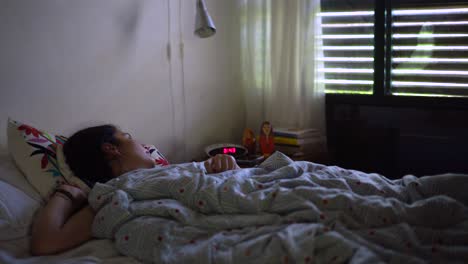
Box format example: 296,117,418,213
31,185,94,255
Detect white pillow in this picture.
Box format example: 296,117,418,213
0,147,41,202
0,180,40,241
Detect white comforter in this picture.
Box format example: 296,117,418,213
88,152,468,263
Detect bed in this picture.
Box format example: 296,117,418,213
1,144,468,263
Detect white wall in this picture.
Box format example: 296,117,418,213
0,0,243,162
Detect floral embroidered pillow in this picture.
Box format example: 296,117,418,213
7,118,69,198
7,118,170,198
142,144,170,167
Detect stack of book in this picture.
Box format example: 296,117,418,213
273,127,323,157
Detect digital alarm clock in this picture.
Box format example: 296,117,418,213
205,143,248,159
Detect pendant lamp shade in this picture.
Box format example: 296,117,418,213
195,0,216,38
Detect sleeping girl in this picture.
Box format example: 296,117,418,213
31,124,468,263
31,125,239,256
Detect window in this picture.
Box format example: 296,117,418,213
391,3,468,97
319,0,468,98
319,0,375,94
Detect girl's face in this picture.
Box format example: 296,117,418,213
113,130,155,170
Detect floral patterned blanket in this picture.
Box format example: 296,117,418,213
88,152,468,264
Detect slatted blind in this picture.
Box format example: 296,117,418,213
318,1,375,94
391,5,468,97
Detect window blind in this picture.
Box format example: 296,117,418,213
391,5,468,97
319,1,375,94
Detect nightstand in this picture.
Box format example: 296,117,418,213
289,151,330,165
236,155,265,168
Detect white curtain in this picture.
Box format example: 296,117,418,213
239,0,326,134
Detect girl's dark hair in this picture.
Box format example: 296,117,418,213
63,125,118,188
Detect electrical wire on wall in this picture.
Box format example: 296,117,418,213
178,0,188,161
166,0,178,160
166,0,215,161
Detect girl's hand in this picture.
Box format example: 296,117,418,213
204,154,240,174
56,184,88,209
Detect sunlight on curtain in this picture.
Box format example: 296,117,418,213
239,0,326,135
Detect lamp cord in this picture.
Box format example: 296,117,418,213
167,0,188,162
178,0,187,161
167,0,177,160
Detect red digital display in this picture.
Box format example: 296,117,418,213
223,147,236,154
